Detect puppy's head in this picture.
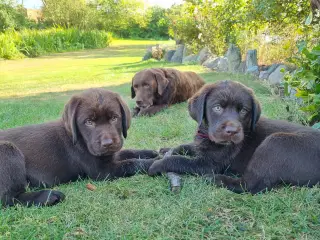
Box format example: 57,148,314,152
131,68,170,108
63,88,131,156
188,81,261,145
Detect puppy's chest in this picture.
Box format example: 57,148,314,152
197,141,242,163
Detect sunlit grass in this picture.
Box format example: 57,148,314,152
0,40,319,239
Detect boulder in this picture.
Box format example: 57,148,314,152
182,54,198,64
259,71,269,80
182,45,193,60
203,57,228,71
246,66,259,77
226,44,241,72
246,49,258,69
142,46,152,61
196,47,211,64
216,57,229,71
238,61,246,73
202,57,219,69
171,44,184,63
266,63,281,75
164,50,176,62
268,64,288,85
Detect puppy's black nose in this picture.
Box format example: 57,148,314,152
136,100,143,106
224,125,240,136
101,138,113,148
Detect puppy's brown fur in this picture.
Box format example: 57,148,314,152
149,81,320,194
131,68,205,116
0,88,158,207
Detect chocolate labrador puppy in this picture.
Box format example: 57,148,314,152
148,81,320,194
131,68,205,116
0,88,158,207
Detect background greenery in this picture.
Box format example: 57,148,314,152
0,39,319,239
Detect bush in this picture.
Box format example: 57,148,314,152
0,28,112,59
0,2,38,32
284,42,320,125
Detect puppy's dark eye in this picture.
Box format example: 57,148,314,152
213,105,223,113
240,108,248,115
85,119,95,126
111,116,118,122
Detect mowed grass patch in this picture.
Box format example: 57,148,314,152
0,40,319,239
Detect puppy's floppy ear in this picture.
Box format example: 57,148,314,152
154,69,169,96
188,86,209,127
63,96,81,145
250,96,261,132
117,96,131,138
131,79,136,99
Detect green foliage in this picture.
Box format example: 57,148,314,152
118,7,169,39
167,3,200,50
0,1,37,32
284,42,320,124
168,0,316,61
42,0,100,29
0,28,112,59
41,0,170,40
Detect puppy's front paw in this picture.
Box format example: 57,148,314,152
148,160,165,176
203,174,225,187
132,107,140,117
159,148,171,156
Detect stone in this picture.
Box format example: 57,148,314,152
164,50,176,61
182,54,199,64
142,46,152,61
246,66,259,77
182,45,193,59
202,57,219,69
196,47,211,64
259,70,269,80
266,63,281,75
246,49,258,69
226,44,241,72
268,64,288,85
171,44,184,63
203,56,228,72
238,61,246,73
216,57,229,71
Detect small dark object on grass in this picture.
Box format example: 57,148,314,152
164,149,182,193
167,172,182,193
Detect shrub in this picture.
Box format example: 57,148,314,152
284,42,320,125
0,28,112,59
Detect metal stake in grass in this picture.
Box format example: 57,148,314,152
163,148,182,193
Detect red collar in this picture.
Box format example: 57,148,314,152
196,130,209,139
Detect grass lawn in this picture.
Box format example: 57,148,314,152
0,39,319,239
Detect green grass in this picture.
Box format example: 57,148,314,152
0,39,319,239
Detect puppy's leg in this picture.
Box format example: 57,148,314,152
208,132,320,194
138,104,168,116
0,141,65,207
108,159,155,179
15,190,65,207
0,141,27,206
148,155,211,176
114,149,159,161
132,107,140,117
159,144,198,157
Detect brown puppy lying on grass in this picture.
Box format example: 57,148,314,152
0,88,158,207
149,80,320,194
131,68,205,116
